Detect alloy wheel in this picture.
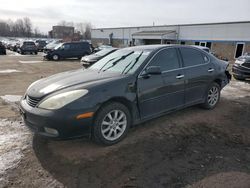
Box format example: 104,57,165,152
101,110,127,141
208,86,219,106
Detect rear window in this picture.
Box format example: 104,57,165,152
180,48,206,67
23,42,35,46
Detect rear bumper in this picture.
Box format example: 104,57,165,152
19,99,93,139
232,64,250,78
21,49,38,53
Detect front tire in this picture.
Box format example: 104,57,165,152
201,83,221,109
93,102,131,145
52,54,59,61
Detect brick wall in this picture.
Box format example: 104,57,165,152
211,42,236,61
244,43,250,54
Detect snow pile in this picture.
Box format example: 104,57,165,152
222,81,250,100
0,119,31,185
0,95,22,103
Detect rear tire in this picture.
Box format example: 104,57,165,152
201,82,221,109
93,102,131,145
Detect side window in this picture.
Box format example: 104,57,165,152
180,48,205,67
63,44,71,50
150,48,180,72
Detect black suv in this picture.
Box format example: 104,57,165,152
35,40,47,52
0,42,6,55
232,53,250,80
44,42,91,61
17,41,38,55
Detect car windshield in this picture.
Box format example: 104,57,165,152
95,49,115,56
89,49,151,74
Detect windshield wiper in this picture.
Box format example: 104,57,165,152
98,57,117,73
102,51,134,72
122,52,143,74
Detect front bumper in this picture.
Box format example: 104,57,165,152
19,98,93,139
232,64,250,78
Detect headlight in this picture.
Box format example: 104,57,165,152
235,59,244,65
38,89,88,110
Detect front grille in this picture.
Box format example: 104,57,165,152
242,62,250,69
26,95,41,107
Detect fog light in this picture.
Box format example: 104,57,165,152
44,127,59,136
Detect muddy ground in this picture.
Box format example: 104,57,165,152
0,51,250,188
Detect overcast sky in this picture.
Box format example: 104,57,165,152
0,0,250,33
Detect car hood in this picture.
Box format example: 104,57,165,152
27,69,123,98
82,54,101,62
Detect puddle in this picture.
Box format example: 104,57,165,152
0,119,31,186
19,61,43,64
0,69,22,74
0,95,22,104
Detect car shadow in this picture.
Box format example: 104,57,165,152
32,97,250,188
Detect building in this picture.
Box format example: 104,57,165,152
91,21,250,61
48,26,74,40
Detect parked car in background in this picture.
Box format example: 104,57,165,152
17,41,38,55
232,52,250,80
0,42,6,55
192,45,211,53
35,40,47,52
94,45,113,53
44,41,91,61
43,40,63,53
20,45,231,145
81,48,117,67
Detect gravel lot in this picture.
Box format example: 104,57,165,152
0,51,250,188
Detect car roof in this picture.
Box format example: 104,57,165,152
64,41,89,45
122,44,208,51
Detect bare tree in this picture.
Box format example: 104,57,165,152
58,20,74,27
23,17,32,37
84,22,92,40
0,17,45,38
75,22,92,40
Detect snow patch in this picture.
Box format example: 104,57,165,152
0,69,21,73
0,95,22,103
0,119,31,185
222,81,250,99
19,61,43,64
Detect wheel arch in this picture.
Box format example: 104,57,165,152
93,96,138,125
213,78,222,89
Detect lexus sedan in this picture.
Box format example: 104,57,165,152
232,52,250,80
20,45,231,145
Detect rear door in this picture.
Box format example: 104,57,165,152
178,47,215,106
137,47,185,119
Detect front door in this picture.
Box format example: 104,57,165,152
137,48,185,119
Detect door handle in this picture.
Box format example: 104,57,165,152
176,75,185,79
208,68,214,73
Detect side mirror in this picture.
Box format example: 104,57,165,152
141,66,162,78
146,66,161,74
